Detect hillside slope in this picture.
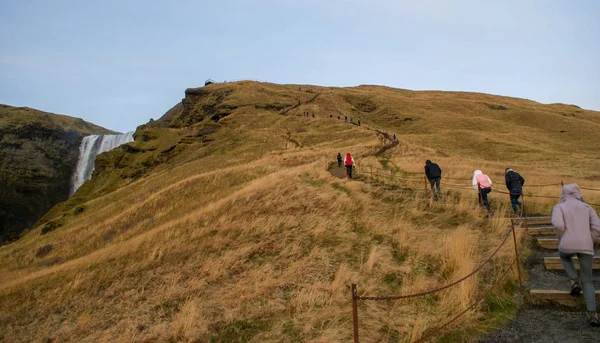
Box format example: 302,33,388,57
1,82,600,342
0,105,114,243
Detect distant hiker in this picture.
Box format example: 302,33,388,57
472,170,493,213
312,113,315,118
330,114,333,118
552,184,600,327
425,160,442,200
393,134,397,142
337,152,343,168
358,119,361,126
345,153,355,179
338,115,340,120
344,115,348,122
505,168,525,216
350,116,353,122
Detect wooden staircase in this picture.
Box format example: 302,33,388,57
518,216,600,307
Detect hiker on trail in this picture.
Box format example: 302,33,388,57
330,114,333,118
350,116,353,122
425,160,442,200
337,115,340,120
337,152,343,168
505,168,525,216
551,184,600,327
312,113,315,118
472,170,493,213
344,153,355,179
393,134,397,142
358,119,361,126
344,115,348,122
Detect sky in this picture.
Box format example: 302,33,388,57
1,0,599,133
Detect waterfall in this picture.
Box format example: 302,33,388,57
70,132,135,195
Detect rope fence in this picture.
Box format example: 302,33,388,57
348,164,600,341
361,164,600,210
351,225,521,343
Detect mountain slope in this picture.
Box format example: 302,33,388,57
0,104,114,243
1,82,599,342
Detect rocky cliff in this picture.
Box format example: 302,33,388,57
0,104,113,243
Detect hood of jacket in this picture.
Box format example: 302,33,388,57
473,170,482,177
426,160,432,165
560,184,583,203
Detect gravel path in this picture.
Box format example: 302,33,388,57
480,227,600,342
480,306,600,343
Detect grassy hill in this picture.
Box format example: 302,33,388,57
0,105,114,243
1,82,599,342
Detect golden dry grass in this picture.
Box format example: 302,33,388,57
1,81,599,342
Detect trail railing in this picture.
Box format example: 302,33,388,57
351,225,522,342
362,165,600,210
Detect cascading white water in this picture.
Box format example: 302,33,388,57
70,132,135,195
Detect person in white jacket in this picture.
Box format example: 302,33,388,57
472,170,493,211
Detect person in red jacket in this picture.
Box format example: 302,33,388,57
344,153,355,179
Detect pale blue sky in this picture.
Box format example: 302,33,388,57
1,0,599,133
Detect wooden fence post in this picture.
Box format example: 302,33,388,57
511,224,524,293
352,284,359,343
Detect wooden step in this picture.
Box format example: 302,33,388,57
536,239,600,250
537,238,558,249
522,227,555,236
544,256,600,270
515,216,552,226
530,289,600,307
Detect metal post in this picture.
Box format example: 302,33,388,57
511,224,524,293
352,284,359,343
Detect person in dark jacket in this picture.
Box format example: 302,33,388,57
337,152,343,168
505,168,525,215
425,160,442,200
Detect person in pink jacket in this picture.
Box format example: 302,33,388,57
472,170,493,211
552,184,600,326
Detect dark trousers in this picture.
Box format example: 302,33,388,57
337,160,342,168
479,187,492,209
346,165,353,178
560,252,596,312
510,189,522,213
429,177,441,199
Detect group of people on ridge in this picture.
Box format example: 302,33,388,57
424,163,525,217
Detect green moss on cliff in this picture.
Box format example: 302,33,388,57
0,104,113,244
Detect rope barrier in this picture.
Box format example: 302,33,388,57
412,258,517,343
525,183,563,187
357,228,513,301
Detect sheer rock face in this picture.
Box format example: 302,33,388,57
0,105,112,243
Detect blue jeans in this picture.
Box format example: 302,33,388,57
429,177,441,200
510,189,522,213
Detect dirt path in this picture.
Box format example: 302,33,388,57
480,221,600,342
328,162,348,178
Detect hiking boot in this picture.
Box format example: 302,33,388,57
587,312,600,327
570,280,582,296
